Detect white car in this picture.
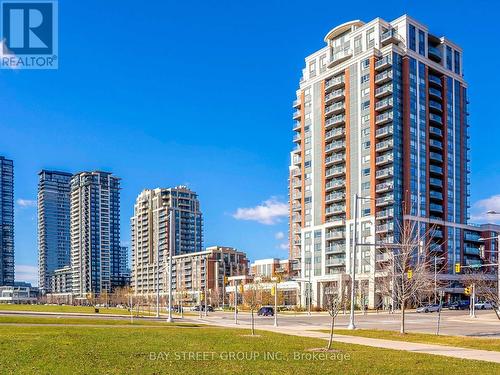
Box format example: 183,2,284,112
416,304,441,313
474,302,494,310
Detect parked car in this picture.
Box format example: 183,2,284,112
257,306,274,316
448,300,470,310
416,304,441,313
475,301,494,310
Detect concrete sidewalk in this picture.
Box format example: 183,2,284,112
189,317,500,364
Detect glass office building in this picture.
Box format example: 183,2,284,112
0,156,14,286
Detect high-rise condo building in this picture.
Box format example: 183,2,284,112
70,171,122,297
0,156,14,286
37,170,72,293
289,15,480,308
131,186,203,295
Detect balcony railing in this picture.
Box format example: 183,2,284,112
375,56,392,71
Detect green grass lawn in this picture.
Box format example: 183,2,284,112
1,325,499,374
317,329,500,352
0,315,200,327
0,303,133,315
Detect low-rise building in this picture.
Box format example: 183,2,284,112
0,285,38,303
250,258,299,279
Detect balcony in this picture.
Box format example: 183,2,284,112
429,165,443,175
325,127,345,140
429,126,443,137
376,194,394,207
325,179,346,191
375,84,393,98
292,179,301,188
428,74,442,88
430,203,443,213
325,76,345,90
325,140,345,153
375,111,393,125
376,181,394,194
375,56,392,71
326,166,345,178
325,192,345,203
326,257,346,267
328,49,353,68
428,45,442,63
429,243,442,253
325,205,345,216
375,70,393,85
429,190,443,200
429,177,443,188
376,222,394,233
429,87,442,100
376,168,393,180
328,218,346,227
429,100,443,113
429,113,443,125
325,153,345,165
464,246,480,256
293,110,301,120
429,139,443,150
326,230,345,240
430,152,443,163
376,140,393,152
377,208,394,219
325,101,345,115
325,244,345,254
292,203,301,211
292,99,301,108
376,125,393,139
325,114,345,127
375,98,393,111
293,134,301,143
376,252,391,262
376,153,393,166
380,28,399,45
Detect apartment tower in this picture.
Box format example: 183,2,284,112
289,15,470,308
131,186,203,295
0,156,14,286
38,170,72,293
70,171,122,297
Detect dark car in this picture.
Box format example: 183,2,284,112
257,306,274,316
448,300,470,310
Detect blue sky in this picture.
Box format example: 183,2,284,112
1,0,499,285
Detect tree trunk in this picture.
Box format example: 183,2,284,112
251,308,255,336
327,316,335,350
400,300,406,334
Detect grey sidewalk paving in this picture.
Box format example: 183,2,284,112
188,317,500,364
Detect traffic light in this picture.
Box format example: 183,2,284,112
407,269,413,279
224,276,228,285
464,286,471,296
455,263,461,273
271,286,276,296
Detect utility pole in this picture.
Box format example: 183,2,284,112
167,210,174,323
348,193,358,330
204,256,208,317
234,280,238,324
470,283,476,318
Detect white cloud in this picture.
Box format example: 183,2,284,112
17,199,36,208
470,194,500,224
275,231,285,240
233,197,288,225
15,265,38,286
278,242,289,251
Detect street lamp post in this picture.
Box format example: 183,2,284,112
167,210,174,323
234,280,238,325
434,256,445,304
478,234,500,310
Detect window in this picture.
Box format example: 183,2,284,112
418,30,425,55
362,155,370,163
304,161,311,168
360,74,370,84
366,28,375,48
361,101,370,110
362,168,370,176
319,54,327,72
309,61,316,76
361,88,370,97
409,24,416,51
361,59,370,69
361,182,370,190
361,128,370,137
446,46,452,70
454,51,461,74
362,114,370,124
362,141,371,149
354,36,362,54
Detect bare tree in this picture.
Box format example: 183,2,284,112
324,283,344,350
463,270,500,320
378,216,437,334
243,283,261,336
